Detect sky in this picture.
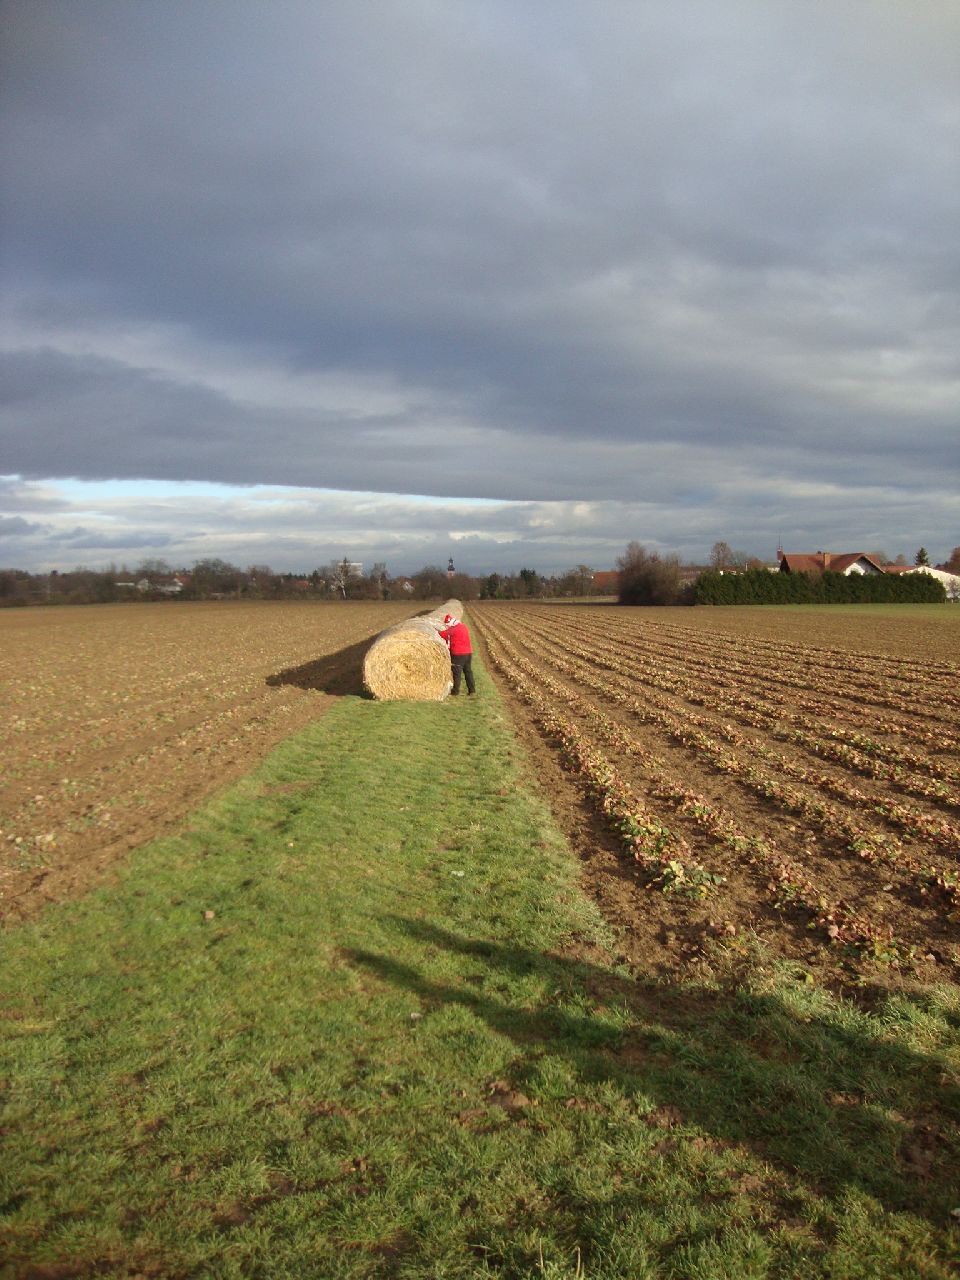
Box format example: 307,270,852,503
1,0,958,576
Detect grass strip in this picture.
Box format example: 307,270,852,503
1,653,959,1278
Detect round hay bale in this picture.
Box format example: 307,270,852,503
423,599,464,627
363,617,453,701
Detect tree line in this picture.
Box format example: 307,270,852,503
0,558,610,608
616,542,957,606
4,545,955,608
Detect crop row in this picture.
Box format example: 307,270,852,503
512,604,958,789
554,609,960,750
513,617,960,902
531,614,960,821
622,613,959,689
475,612,928,962
514,616,957,911
543,605,959,742
560,614,959,796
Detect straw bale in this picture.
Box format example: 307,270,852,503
423,598,464,627
363,616,453,701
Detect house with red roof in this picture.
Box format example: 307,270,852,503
777,551,885,576
591,570,619,594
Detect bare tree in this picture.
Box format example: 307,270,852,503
411,565,449,599
190,558,243,598
245,565,278,598
367,562,389,599
617,542,682,605
709,541,735,571
447,572,480,600
315,561,351,597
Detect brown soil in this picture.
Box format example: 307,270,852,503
470,602,960,990
0,601,415,922
606,602,960,664
5,597,959,999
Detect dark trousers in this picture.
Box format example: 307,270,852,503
451,652,475,695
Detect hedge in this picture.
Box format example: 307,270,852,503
693,568,947,606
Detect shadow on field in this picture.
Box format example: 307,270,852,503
266,637,371,697
346,917,960,1226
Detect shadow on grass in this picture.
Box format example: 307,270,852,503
346,918,960,1225
266,637,372,697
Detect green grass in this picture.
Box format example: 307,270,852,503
2,654,959,1278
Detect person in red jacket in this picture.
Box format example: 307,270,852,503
438,612,476,696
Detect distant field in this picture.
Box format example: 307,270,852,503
472,601,960,981
0,601,415,920
642,603,960,663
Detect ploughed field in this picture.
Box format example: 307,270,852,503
0,601,414,920
472,602,960,981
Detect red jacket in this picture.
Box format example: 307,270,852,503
439,620,472,655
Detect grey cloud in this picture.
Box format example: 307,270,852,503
2,473,956,576
1,1,958,560
0,514,44,538
57,527,173,550
2,346,954,511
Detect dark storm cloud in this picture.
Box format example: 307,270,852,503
56,527,172,550
1,1,958,560
0,514,43,538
